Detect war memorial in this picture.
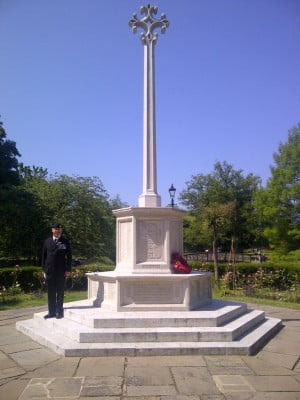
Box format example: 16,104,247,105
16,4,281,357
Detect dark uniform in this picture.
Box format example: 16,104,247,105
42,227,72,318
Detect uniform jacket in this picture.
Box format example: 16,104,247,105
42,236,72,276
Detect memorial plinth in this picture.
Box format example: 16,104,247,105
87,271,212,312
114,207,184,274
86,206,212,311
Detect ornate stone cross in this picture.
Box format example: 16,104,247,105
129,4,169,207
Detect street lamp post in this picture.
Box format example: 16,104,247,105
168,184,176,208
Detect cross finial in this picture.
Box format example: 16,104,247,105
129,3,169,45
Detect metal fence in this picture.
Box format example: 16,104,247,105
184,252,265,263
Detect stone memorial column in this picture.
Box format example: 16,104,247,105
86,4,212,311
129,4,169,207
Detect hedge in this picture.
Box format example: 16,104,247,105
1,262,299,293
0,264,114,293
189,261,300,284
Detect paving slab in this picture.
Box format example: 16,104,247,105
204,356,248,367
208,365,255,376
80,397,121,400
81,376,123,396
242,356,295,375
127,355,206,367
244,375,300,392
275,325,300,340
79,397,121,400
294,360,300,372
256,350,298,370
125,366,173,386
205,356,254,376
0,340,42,354
0,365,26,380
224,392,300,399
0,377,29,400
125,384,177,396
0,352,19,370
23,357,80,378
0,332,32,346
124,397,160,400
263,337,300,356
76,356,125,377
213,375,255,393
18,377,83,399
10,348,60,371
18,377,52,400
160,396,201,400
172,366,220,395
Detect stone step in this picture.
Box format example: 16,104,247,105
33,309,265,343
16,316,282,356
62,299,248,328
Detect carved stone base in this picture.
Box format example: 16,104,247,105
113,207,186,274
87,271,212,312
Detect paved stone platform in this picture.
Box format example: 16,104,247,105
15,299,282,356
0,303,299,399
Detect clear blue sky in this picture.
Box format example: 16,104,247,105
1,0,299,206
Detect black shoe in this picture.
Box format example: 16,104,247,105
56,313,63,319
44,314,55,319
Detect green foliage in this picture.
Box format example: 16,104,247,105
0,121,45,259
189,260,300,281
0,265,41,292
20,171,123,260
0,263,115,295
0,119,21,186
0,118,128,261
0,186,47,259
180,161,261,251
183,215,210,252
180,161,261,280
257,124,300,252
269,250,300,263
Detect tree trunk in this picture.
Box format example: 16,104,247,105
229,235,236,290
212,235,219,282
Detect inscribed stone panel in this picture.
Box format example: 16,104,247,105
119,219,132,263
137,221,165,263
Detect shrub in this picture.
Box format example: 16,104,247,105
0,263,115,294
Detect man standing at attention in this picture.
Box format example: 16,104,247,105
42,223,72,319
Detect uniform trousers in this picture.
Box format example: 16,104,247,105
46,273,65,315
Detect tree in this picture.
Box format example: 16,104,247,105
0,185,47,260
0,119,21,186
180,162,261,279
200,202,235,281
180,162,261,251
22,173,118,260
0,121,44,260
258,124,300,253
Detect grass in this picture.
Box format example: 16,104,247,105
1,289,300,311
0,290,87,311
213,288,300,310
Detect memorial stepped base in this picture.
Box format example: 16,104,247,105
16,299,282,356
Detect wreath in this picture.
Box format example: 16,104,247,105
171,252,192,274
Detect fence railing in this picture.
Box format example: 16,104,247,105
184,252,265,263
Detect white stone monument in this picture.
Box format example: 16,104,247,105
16,5,282,356
86,4,212,311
